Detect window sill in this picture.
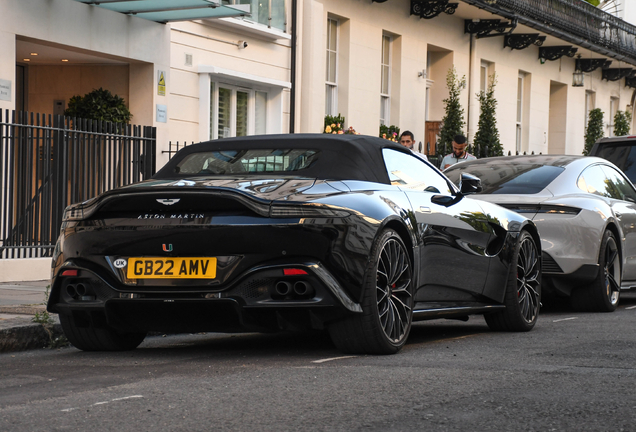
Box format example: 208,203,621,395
204,17,291,41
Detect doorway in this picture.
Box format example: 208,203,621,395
548,81,568,154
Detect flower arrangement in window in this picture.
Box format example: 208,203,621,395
324,114,359,134
379,124,400,142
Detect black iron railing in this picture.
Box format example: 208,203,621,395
462,0,636,64
0,110,156,259
162,141,195,160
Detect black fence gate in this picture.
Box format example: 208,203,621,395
0,110,156,259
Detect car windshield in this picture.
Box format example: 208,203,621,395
174,149,319,175
445,163,565,194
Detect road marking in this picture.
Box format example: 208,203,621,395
626,305,636,310
61,395,143,412
553,317,578,323
312,356,357,364
446,335,474,341
111,395,143,402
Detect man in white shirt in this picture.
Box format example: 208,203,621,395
399,131,427,160
441,134,476,170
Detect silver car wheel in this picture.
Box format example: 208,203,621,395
603,236,620,306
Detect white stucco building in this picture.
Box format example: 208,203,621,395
294,0,636,156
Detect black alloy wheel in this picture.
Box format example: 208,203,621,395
485,230,541,331
376,235,413,344
329,229,413,354
571,230,621,312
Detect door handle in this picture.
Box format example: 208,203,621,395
419,206,431,213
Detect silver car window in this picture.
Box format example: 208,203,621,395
577,165,610,197
600,165,636,203
382,149,452,194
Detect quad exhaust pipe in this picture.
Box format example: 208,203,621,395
273,280,315,299
275,281,293,297
293,281,314,297
65,281,96,301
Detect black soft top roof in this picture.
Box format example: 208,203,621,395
154,133,412,184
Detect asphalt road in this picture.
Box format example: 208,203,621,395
1,293,636,432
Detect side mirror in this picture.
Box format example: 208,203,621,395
459,173,482,195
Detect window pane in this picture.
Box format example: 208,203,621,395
380,96,389,126
593,143,636,184
255,91,267,135
445,163,565,195
325,85,334,116
218,87,232,139
176,149,320,175
270,0,285,31
381,65,389,94
236,91,249,137
209,82,215,139
517,77,523,123
328,52,337,83
382,35,390,65
601,165,636,202
328,19,337,51
578,165,609,196
383,149,452,194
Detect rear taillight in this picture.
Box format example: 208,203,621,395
283,268,308,276
501,204,580,215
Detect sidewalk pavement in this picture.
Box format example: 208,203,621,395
0,280,64,353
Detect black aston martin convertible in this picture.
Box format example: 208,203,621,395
48,134,542,354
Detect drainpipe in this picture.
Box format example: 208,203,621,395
289,0,298,133
467,33,474,142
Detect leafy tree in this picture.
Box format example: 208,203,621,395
65,88,132,124
472,73,503,157
614,110,632,136
437,67,466,157
583,108,604,156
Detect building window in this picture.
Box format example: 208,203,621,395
609,96,619,137
222,0,286,31
380,34,391,126
210,81,268,139
325,17,338,116
480,60,493,117
585,90,596,131
516,73,524,153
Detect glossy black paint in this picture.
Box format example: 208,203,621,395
48,134,539,336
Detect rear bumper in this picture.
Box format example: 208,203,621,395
48,261,361,333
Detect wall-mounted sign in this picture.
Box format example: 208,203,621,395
156,104,167,123
158,70,166,96
0,79,11,102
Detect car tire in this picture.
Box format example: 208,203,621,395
328,229,413,354
485,230,541,332
571,230,621,312
59,313,147,351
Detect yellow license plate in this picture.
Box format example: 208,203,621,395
126,258,217,279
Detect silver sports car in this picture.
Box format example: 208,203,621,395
445,155,636,312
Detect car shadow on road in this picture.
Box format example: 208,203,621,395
539,290,636,313
55,292,636,359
